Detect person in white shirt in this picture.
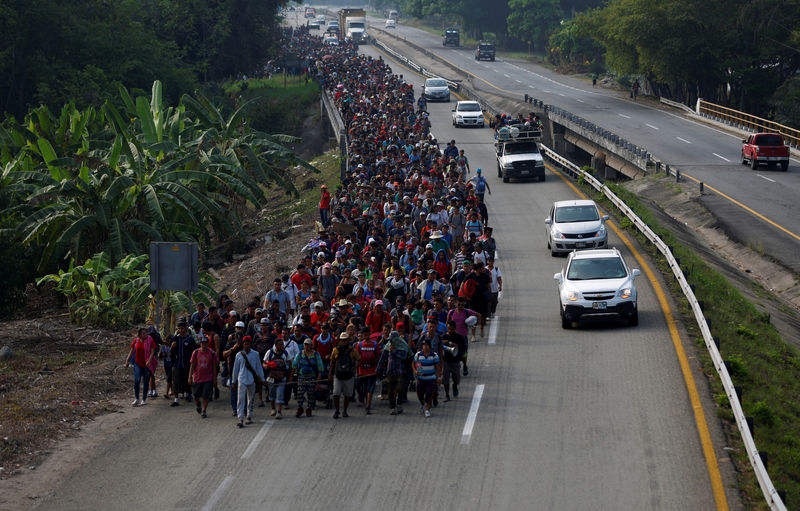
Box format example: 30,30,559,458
487,257,503,318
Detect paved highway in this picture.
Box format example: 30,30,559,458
376,19,800,273
32,36,739,510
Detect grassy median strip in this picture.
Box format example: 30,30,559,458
591,181,800,508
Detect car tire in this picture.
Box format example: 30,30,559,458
781,161,789,171
751,157,758,170
741,151,747,165
628,309,639,327
539,174,546,182
503,175,509,183
561,308,572,329
497,164,502,178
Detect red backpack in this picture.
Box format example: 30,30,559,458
459,278,477,300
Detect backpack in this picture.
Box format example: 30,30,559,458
459,278,478,300
335,346,355,379
474,177,486,193
358,341,378,370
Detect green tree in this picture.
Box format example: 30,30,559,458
507,0,564,51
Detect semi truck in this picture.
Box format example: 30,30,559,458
338,8,367,44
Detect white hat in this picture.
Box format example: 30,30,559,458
235,321,245,328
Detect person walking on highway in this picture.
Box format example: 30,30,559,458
441,320,465,400
263,338,290,419
170,321,196,407
232,336,265,428
632,80,640,101
319,184,331,227
413,338,441,417
329,332,360,419
188,336,218,418
470,168,490,204
376,329,411,415
293,338,325,417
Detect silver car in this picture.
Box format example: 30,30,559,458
423,78,450,102
545,199,608,256
554,248,640,328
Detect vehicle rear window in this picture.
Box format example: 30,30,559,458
504,141,539,154
567,258,626,280
555,205,599,223
755,135,784,146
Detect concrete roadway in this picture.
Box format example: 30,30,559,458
33,41,737,510
376,20,800,273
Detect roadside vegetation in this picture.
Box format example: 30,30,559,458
581,178,800,508
379,0,800,125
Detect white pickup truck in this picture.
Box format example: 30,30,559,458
495,124,545,182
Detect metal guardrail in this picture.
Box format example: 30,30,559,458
660,97,694,114
697,100,800,148
371,34,459,91
540,144,787,511
320,90,344,143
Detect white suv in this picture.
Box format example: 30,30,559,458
452,101,484,128
545,199,608,256
554,248,641,328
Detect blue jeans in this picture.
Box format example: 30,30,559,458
133,364,151,401
319,208,329,226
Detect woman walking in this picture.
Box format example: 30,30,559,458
125,328,157,406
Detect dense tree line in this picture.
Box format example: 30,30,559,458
379,0,800,124
0,0,287,119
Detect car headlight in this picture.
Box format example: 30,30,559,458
619,288,633,299
551,228,564,239
596,225,606,237
502,162,514,169
566,290,581,301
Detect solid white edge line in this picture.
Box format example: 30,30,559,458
202,475,235,511
241,420,273,460
756,174,776,183
488,316,500,345
712,152,730,162
461,384,485,445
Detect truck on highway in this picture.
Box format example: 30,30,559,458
496,124,545,182
475,41,495,61
442,28,459,47
741,132,790,171
304,6,316,18
338,8,367,44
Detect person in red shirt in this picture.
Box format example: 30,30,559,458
366,300,390,333
313,322,335,372
189,337,219,418
124,328,157,407
355,326,380,413
291,264,313,290
319,184,331,227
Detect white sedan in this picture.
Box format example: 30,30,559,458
385,19,396,28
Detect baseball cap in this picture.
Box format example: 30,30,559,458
229,310,237,317
396,322,405,330
260,318,269,324
375,300,384,306
235,321,245,328
303,338,313,345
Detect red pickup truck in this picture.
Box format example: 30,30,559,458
741,133,790,171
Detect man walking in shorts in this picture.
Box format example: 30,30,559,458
189,336,218,418
329,332,360,419
413,339,441,417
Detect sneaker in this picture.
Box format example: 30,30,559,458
463,368,469,376
396,406,403,415
131,399,140,407
245,417,253,425
445,395,451,402
152,390,158,397
424,410,431,418
453,384,459,397
276,411,282,420
201,411,207,418
296,408,303,418
196,405,202,414
140,400,147,406
306,409,313,417
231,410,237,416
270,409,277,417
237,421,243,428
170,401,179,407
333,410,340,419
390,408,398,415
342,410,349,418
365,407,371,415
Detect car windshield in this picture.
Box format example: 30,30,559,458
427,80,447,87
755,135,783,146
555,205,599,223
458,103,481,112
504,141,539,154
567,258,627,280
350,22,365,28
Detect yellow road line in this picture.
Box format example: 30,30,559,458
680,172,800,242
548,163,730,511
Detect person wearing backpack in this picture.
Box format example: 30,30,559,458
469,168,491,203
329,332,360,419
263,338,290,419
355,327,379,414
292,338,325,418
231,336,266,428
